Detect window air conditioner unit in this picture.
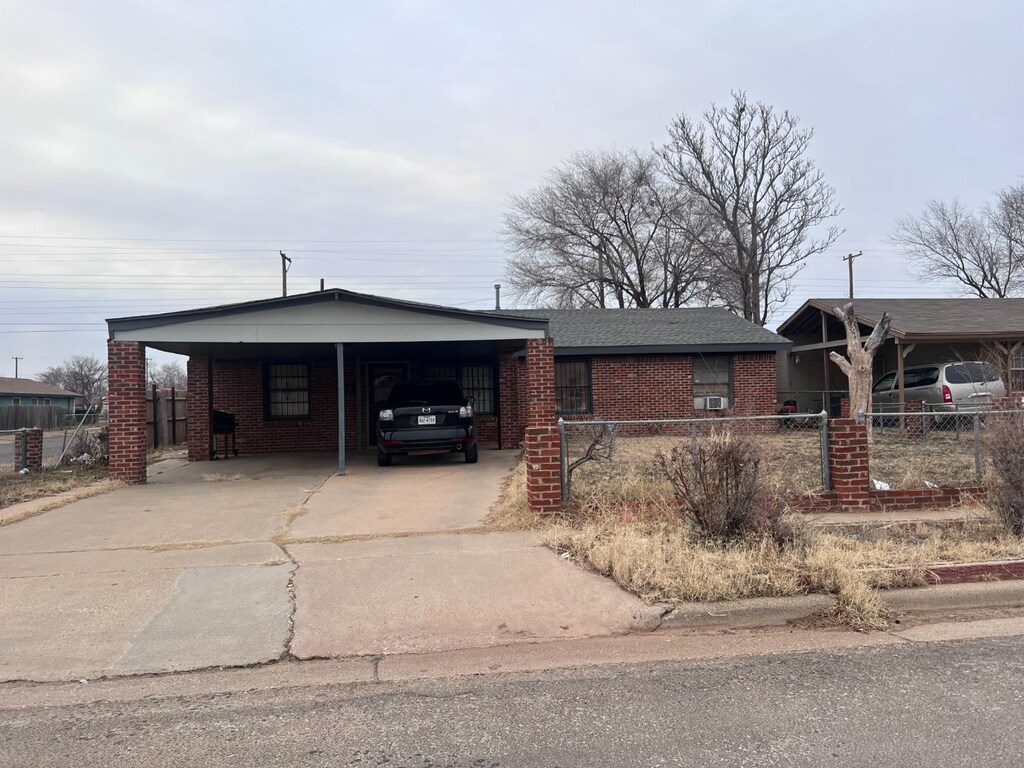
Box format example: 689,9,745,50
703,395,728,411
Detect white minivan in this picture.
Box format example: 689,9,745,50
871,361,1006,412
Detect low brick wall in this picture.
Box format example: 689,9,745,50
14,427,43,472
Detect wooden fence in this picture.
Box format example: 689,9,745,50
146,386,187,449
0,405,72,431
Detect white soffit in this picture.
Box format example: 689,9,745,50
111,300,546,344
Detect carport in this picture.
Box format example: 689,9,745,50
106,289,554,486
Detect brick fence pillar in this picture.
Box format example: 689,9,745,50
840,397,851,419
107,340,148,484
905,399,925,438
186,356,211,461
524,337,561,514
14,428,43,472
827,417,870,510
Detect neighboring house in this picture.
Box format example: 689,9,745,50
777,298,1024,414
104,288,790,480
0,377,81,410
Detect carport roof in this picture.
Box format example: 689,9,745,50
777,298,1024,340
106,288,550,354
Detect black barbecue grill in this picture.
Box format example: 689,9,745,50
211,409,239,459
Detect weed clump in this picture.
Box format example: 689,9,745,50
660,430,789,544
986,412,1024,536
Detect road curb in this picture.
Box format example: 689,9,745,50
661,580,1024,630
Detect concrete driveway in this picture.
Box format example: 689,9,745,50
0,450,658,683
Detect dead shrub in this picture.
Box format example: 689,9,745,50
660,430,786,543
986,412,1024,536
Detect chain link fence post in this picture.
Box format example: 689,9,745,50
974,413,982,484
819,410,831,491
558,417,569,504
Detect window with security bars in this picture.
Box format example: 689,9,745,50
460,365,494,415
421,363,495,414
693,355,732,399
556,360,592,414
265,363,310,419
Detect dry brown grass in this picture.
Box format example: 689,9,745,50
480,458,554,532
0,464,111,512
544,511,1024,628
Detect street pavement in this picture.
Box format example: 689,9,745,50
2,634,1022,766
0,450,655,681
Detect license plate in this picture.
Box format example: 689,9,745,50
417,415,436,425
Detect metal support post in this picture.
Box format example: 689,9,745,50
819,411,831,490
558,418,568,503
974,414,982,484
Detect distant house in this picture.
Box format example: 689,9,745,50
0,377,82,411
776,298,1024,414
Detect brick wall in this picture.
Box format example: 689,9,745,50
107,340,148,484
827,418,871,509
498,351,782,441
186,357,356,460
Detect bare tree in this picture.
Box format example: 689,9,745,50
828,303,892,432
503,150,716,308
659,91,841,326
150,361,186,389
893,183,1024,297
37,355,107,409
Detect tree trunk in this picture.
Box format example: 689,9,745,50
828,302,892,438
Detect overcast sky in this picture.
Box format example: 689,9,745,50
2,0,1022,376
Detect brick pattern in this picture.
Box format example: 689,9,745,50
525,425,562,515
524,338,561,513
107,340,148,484
498,353,524,449
731,353,778,417
186,356,211,461
187,358,355,459
904,399,925,438
827,418,870,509
14,428,43,472
525,338,556,427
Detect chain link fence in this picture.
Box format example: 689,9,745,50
0,414,107,475
557,412,830,506
861,406,1024,489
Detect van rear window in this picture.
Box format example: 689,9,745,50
945,363,1000,384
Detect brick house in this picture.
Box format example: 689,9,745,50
105,289,789,510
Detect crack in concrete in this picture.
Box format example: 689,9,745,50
277,542,300,662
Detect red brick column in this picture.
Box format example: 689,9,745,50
107,340,148,484
828,418,870,509
524,337,561,514
498,352,523,449
905,399,925,438
14,428,43,472
840,397,851,419
186,356,211,461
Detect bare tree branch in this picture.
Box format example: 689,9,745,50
892,185,1024,297
503,150,718,308
659,91,842,325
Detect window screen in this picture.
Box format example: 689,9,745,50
266,363,310,419
693,356,731,399
556,360,592,414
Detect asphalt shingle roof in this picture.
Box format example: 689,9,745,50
0,377,82,398
782,298,1024,338
486,307,789,353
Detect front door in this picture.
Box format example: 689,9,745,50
367,363,408,446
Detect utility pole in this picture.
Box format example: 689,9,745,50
843,251,862,300
280,251,292,297
11,357,22,378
